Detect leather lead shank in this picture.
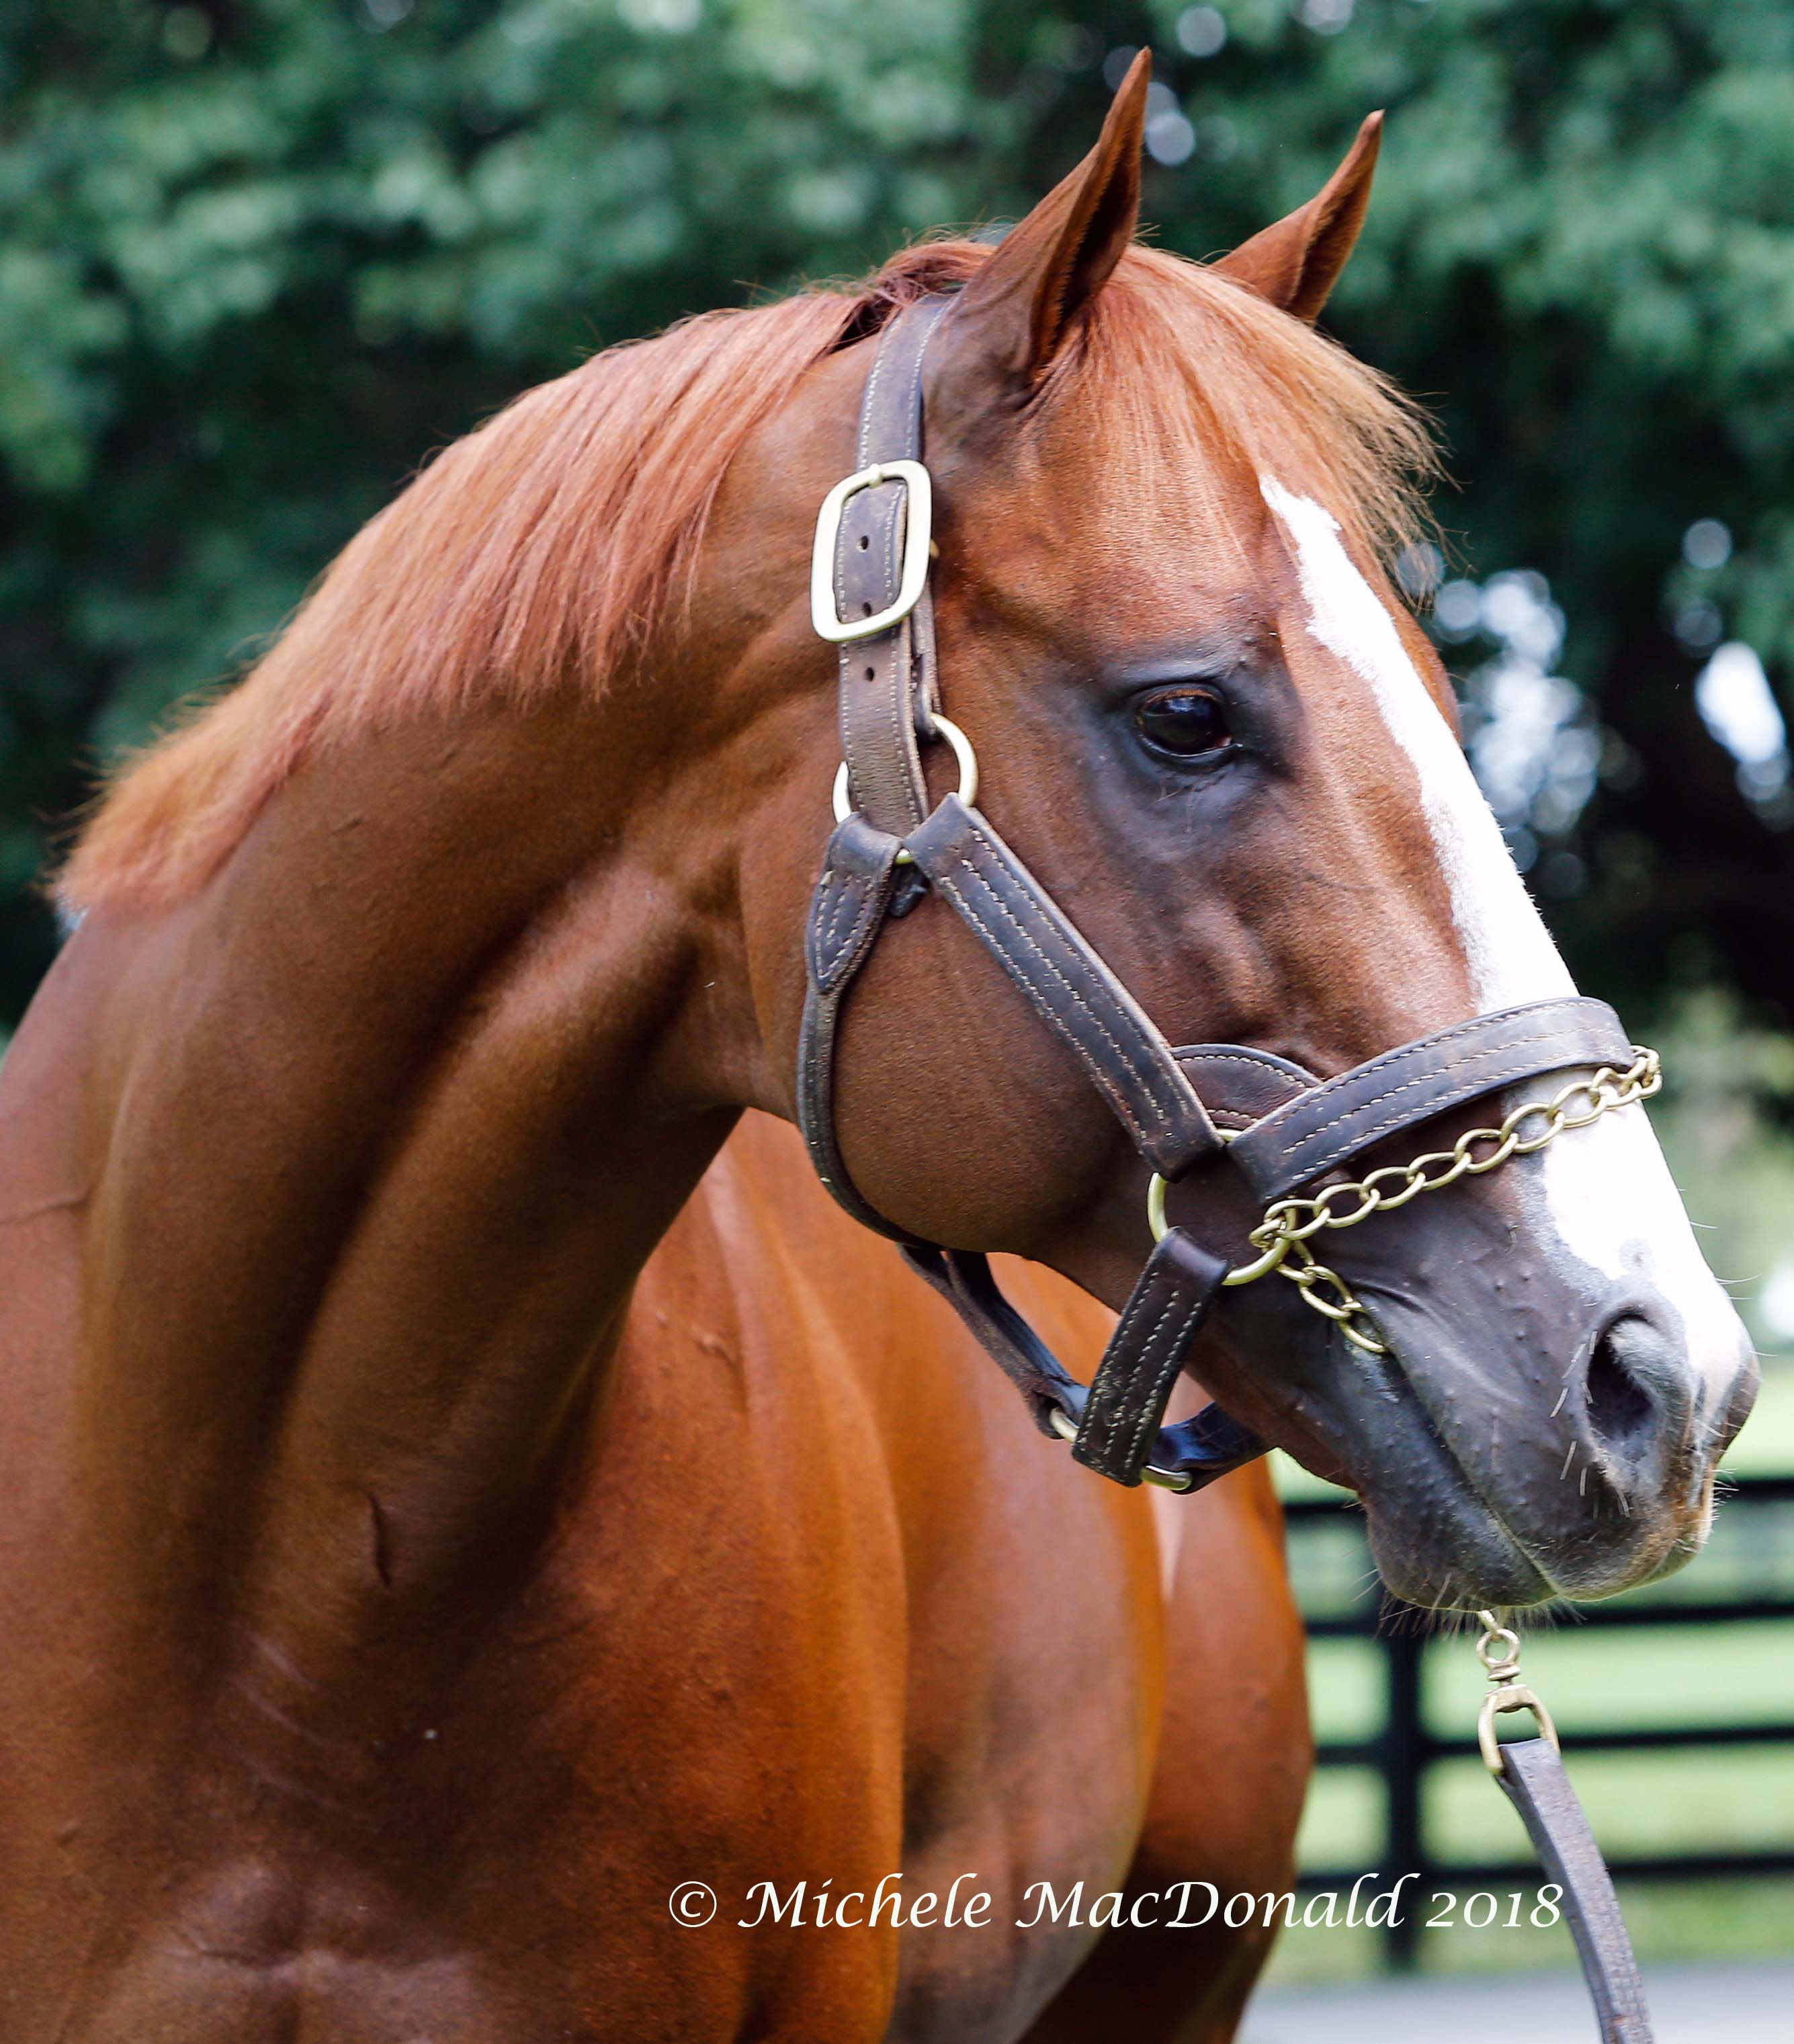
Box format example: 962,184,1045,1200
1496,1738,1655,2043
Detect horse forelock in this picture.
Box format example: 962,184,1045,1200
59,237,1435,916
1055,245,1436,576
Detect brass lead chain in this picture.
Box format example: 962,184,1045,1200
1151,1048,1662,1358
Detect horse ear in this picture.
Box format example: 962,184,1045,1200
1213,112,1383,323
935,51,1149,393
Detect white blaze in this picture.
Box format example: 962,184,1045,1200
1261,480,1744,1384
1260,481,1568,1011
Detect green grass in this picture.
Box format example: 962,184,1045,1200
1284,1746,1794,1886
1299,1619,1794,1756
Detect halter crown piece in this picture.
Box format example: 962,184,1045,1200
794,296,1656,1496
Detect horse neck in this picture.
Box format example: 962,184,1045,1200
24,677,775,1714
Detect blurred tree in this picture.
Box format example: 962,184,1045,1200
4,0,1794,1033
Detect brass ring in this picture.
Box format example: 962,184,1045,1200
832,714,980,849
1146,1171,1168,1243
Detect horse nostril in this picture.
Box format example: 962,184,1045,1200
1582,1316,1660,1462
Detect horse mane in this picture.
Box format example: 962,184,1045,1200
60,239,1434,914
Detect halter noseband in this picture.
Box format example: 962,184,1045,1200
795,296,1651,1494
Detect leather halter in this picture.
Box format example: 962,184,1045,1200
794,295,1633,1494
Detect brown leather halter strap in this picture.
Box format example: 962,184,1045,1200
794,295,1632,1494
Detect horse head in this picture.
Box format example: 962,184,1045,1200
732,61,1755,1609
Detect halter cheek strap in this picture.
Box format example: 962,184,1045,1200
794,294,1641,1494
902,796,1218,1173
797,293,1245,1493
822,294,949,837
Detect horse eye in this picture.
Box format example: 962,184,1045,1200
1134,687,1234,761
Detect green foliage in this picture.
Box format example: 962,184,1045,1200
6,0,1794,1028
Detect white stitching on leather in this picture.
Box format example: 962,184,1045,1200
933,867,1155,1142
843,304,941,836
950,813,1209,1129
1279,1046,1608,1184
1180,1048,1311,1080
1248,1011,1603,1163
1251,1021,1617,1185
816,867,867,975
1129,1308,1202,1471
1099,1289,1181,1461
942,847,1167,1125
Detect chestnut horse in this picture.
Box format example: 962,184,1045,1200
0,60,1754,2044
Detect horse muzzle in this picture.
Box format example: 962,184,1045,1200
1294,1181,1759,1608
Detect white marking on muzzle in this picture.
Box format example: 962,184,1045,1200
1261,480,1747,1394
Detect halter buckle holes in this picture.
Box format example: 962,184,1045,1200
832,715,980,868
810,460,934,643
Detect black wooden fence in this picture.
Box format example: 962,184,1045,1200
1284,1472,1794,1967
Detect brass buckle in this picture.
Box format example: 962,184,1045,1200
810,460,933,644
